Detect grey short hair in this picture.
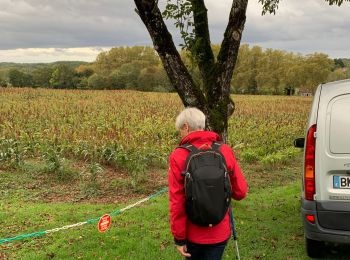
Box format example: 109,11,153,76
175,107,206,131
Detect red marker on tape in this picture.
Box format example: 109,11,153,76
98,214,111,233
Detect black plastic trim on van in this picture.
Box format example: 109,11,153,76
317,201,350,211
317,202,350,231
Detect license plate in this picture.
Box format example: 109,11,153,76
333,176,350,189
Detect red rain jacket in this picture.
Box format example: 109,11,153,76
168,131,248,245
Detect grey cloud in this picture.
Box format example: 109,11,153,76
0,0,350,59
0,0,151,49
241,0,350,56
204,0,350,57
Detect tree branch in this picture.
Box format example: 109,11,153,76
213,0,248,103
189,0,215,95
134,0,207,109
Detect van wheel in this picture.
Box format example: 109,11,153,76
305,237,324,258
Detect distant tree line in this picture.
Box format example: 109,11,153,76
91,46,172,92
1,45,349,94
229,44,350,95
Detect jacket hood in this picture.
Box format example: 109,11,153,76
179,131,222,145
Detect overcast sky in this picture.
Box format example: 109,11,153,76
0,0,349,63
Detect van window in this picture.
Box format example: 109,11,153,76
329,95,350,154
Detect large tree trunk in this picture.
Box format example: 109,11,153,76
207,0,248,142
134,0,248,142
134,0,208,112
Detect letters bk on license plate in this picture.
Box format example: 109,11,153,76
333,176,350,189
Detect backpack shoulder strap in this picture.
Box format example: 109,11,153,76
177,143,200,176
177,143,199,153
211,142,229,170
211,142,223,152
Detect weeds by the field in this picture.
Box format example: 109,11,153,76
0,88,311,184
3,160,343,259
80,162,103,197
5,90,350,258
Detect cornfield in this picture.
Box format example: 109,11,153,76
0,88,312,174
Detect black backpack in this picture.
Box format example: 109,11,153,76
179,142,232,227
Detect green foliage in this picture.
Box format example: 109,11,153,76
32,67,55,88
261,148,299,168
0,166,315,259
8,69,33,87
0,61,91,90
179,49,201,86
49,64,77,89
75,65,94,78
80,163,103,197
1,44,348,93
97,144,163,189
0,89,317,258
342,58,350,67
137,66,172,92
0,76,7,87
109,63,141,89
259,0,349,15
43,149,76,182
259,0,280,15
327,0,350,6
0,138,24,168
87,73,110,89
334,58,346,69
303,53,333,89
0,61,88,74
328,68,350,82
91,46,173,91
0,89,308,186
240,149,260,163
76,77,89,89
231,44,337,95
162,0,195,49
94,46,159,76
256,48,285,94
232,45,263,94
75,65,95,89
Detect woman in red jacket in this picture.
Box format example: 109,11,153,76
168,107,248,259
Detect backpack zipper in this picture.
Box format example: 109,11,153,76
184,151,228,173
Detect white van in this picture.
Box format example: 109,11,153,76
295,79,350,257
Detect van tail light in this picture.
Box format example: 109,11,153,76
304,124,317,201
306,214,315,224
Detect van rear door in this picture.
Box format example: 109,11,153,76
315,81,350,231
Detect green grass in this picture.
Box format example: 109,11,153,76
235,182,305,259
0,159,302,259
1,183,305,259
2,159,350,259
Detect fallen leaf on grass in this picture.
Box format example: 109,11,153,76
160,240,170,251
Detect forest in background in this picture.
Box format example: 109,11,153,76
0,45,349,95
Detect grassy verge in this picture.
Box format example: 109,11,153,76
1,181,305,259
1,158,350,259
1,184,304,259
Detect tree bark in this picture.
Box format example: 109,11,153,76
208,0,248,142
134,0,207,112
134,0,249,142
215,0,248,99
189,0,215,96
